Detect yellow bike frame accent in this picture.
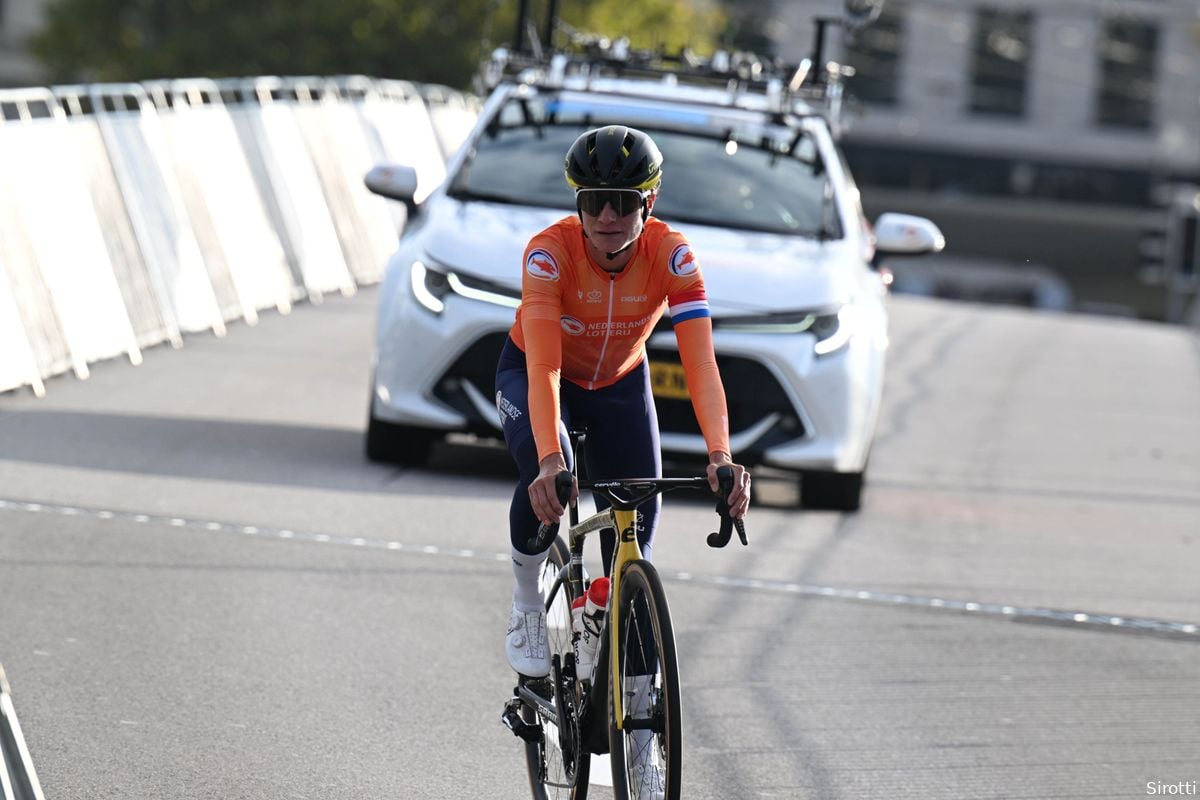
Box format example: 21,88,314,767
608,507,641,731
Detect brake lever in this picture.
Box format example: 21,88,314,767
706,466,748,548
527,471,574,552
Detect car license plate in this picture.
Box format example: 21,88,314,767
650,362,689,400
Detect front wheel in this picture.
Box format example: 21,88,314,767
799,468,864,512
364,408,436,466
523,536,590,799
609,560,681,800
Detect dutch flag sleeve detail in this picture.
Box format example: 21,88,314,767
668,289,710,326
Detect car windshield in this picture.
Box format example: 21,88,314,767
447,95,839,238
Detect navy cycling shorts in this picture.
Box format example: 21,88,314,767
495,336,662,565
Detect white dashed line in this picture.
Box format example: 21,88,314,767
3,496,1197,642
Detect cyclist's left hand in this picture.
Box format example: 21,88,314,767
707,453,750,517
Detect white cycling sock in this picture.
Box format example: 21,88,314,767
511,545,551,612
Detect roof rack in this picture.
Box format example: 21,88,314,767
478,28,856,136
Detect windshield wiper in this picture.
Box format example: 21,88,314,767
655,212,826,238
445,187,529,206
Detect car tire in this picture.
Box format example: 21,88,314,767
799,469,864,512
365,409,436,466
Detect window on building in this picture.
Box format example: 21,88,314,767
969,8,1033,117
842,2,905,106
1096,18,1158,129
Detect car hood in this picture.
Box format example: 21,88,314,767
420,198,855,314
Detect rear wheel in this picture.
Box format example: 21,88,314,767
364,403,436,466
609,560,681,800
799,469,864,512
524,537,590,799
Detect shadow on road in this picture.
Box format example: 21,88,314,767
0,409,803,507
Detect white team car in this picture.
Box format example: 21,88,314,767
364,53,943,511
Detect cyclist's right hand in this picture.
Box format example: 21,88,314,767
529,454,578,525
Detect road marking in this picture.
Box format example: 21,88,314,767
3,497,1197,642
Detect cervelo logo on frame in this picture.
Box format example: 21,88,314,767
668,243,698,276
526,249,559,281
560,316,585,336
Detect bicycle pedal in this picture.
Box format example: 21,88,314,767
500,698,543,744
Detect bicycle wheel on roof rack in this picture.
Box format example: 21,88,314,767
609,559,681,800
524,535,591,799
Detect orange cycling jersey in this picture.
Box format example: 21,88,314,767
510,215,731,462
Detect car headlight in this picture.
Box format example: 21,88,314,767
410,259,521,315
712,305,859,356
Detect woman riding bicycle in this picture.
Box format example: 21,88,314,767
496,123,751,684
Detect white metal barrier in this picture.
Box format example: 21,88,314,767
149,79,296,324
0,256,44,397
222,78,357,301
55,85,183,350
0,150,69,388
0,89,142,379
91,84,227,337
0,75,480,398
341,76,446,205
419,83,483,160
289,78,398,284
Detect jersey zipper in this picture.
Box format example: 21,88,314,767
589,274,616,388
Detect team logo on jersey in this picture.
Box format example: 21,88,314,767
560,315,585,336
668,243,698,276
526,249,559,281
587,290,603,303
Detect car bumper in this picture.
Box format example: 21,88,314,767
373,288,885,474
372,283,516,432
648,324,885,474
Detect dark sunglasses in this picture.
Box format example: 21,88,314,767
575,189,647,217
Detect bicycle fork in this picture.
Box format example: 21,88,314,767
608,507,641,731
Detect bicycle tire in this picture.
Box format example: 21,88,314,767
523,535,591,799
608,560,681,800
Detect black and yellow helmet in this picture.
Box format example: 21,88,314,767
564,125,663,192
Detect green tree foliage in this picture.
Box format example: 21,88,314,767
31,0,515,87
555,0,725,56
30,0,727,88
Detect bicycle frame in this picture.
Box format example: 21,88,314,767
563,502,641,729
505,431,744,796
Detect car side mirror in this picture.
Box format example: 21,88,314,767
872,213,946,265
365,164,420,217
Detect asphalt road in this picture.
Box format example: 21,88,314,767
0,290,1197,799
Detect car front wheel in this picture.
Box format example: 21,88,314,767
799,469,864,512
365,407,436,466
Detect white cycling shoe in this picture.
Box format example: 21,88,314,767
506,604,550,678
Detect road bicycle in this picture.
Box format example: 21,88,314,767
501,430,747,800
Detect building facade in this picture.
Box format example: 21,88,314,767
773,0,1200,318
774,0,1200,205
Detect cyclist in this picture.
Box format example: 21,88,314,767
495,125,750,793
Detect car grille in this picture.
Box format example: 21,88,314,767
433,332,510,435
434,334,805,458
646,347,804,459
